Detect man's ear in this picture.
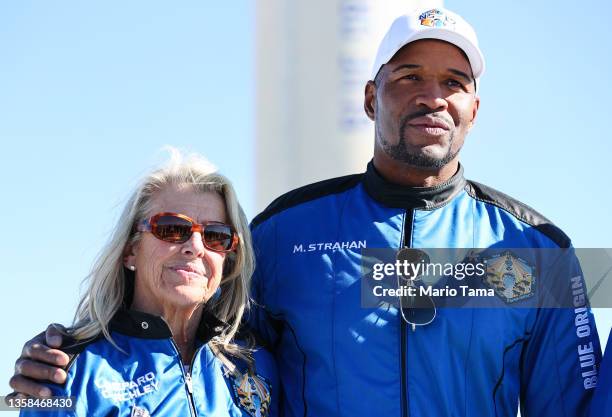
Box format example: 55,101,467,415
469,96,480,128
364,80,377,121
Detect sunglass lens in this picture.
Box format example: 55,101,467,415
203,224,233,251
396,248,430,281
400,293,436,326
154,215,193,243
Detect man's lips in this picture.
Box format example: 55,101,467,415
406,116,451,137
407,116,451,131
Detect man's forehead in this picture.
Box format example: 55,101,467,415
387,39,472,72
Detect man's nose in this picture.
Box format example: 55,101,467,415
414,82,448,111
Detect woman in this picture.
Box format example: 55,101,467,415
20,150,277,417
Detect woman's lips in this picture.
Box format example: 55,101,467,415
168,265,205,280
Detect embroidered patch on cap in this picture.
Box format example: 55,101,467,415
483,251,536,303
419,9,456,30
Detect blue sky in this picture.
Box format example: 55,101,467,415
1,0,611,406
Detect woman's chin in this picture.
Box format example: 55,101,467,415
162,285,209,308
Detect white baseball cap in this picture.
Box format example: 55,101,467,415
371,8,485,87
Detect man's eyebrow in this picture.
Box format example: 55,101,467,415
391,64,421,72
391,65,473,83
449,68,473,84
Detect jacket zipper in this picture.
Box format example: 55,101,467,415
170,339,199,417
400,319,408,417
400,209,414,417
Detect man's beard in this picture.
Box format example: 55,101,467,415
376,112,461,169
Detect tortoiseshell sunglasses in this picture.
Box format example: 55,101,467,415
137,212,239,253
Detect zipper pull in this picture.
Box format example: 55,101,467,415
412,323,416,332
185,372,193,394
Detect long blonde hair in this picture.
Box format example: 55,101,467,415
69,149,254,357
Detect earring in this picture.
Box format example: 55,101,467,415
129,265,136,271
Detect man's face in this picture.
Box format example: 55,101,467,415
365,39,480,169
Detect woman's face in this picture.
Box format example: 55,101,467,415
126,186,229,312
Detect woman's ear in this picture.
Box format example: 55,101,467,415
221,252,236,278
123,244,138,271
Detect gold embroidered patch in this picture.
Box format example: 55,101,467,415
483,251,536,303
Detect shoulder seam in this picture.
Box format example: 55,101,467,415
251,173,364,227
465,181,540,226
465,181,571,248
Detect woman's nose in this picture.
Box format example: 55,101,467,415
181,232,205,257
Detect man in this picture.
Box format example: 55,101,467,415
9,7,602,416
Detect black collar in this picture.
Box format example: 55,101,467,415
109,308,229,344
362,161,466,209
